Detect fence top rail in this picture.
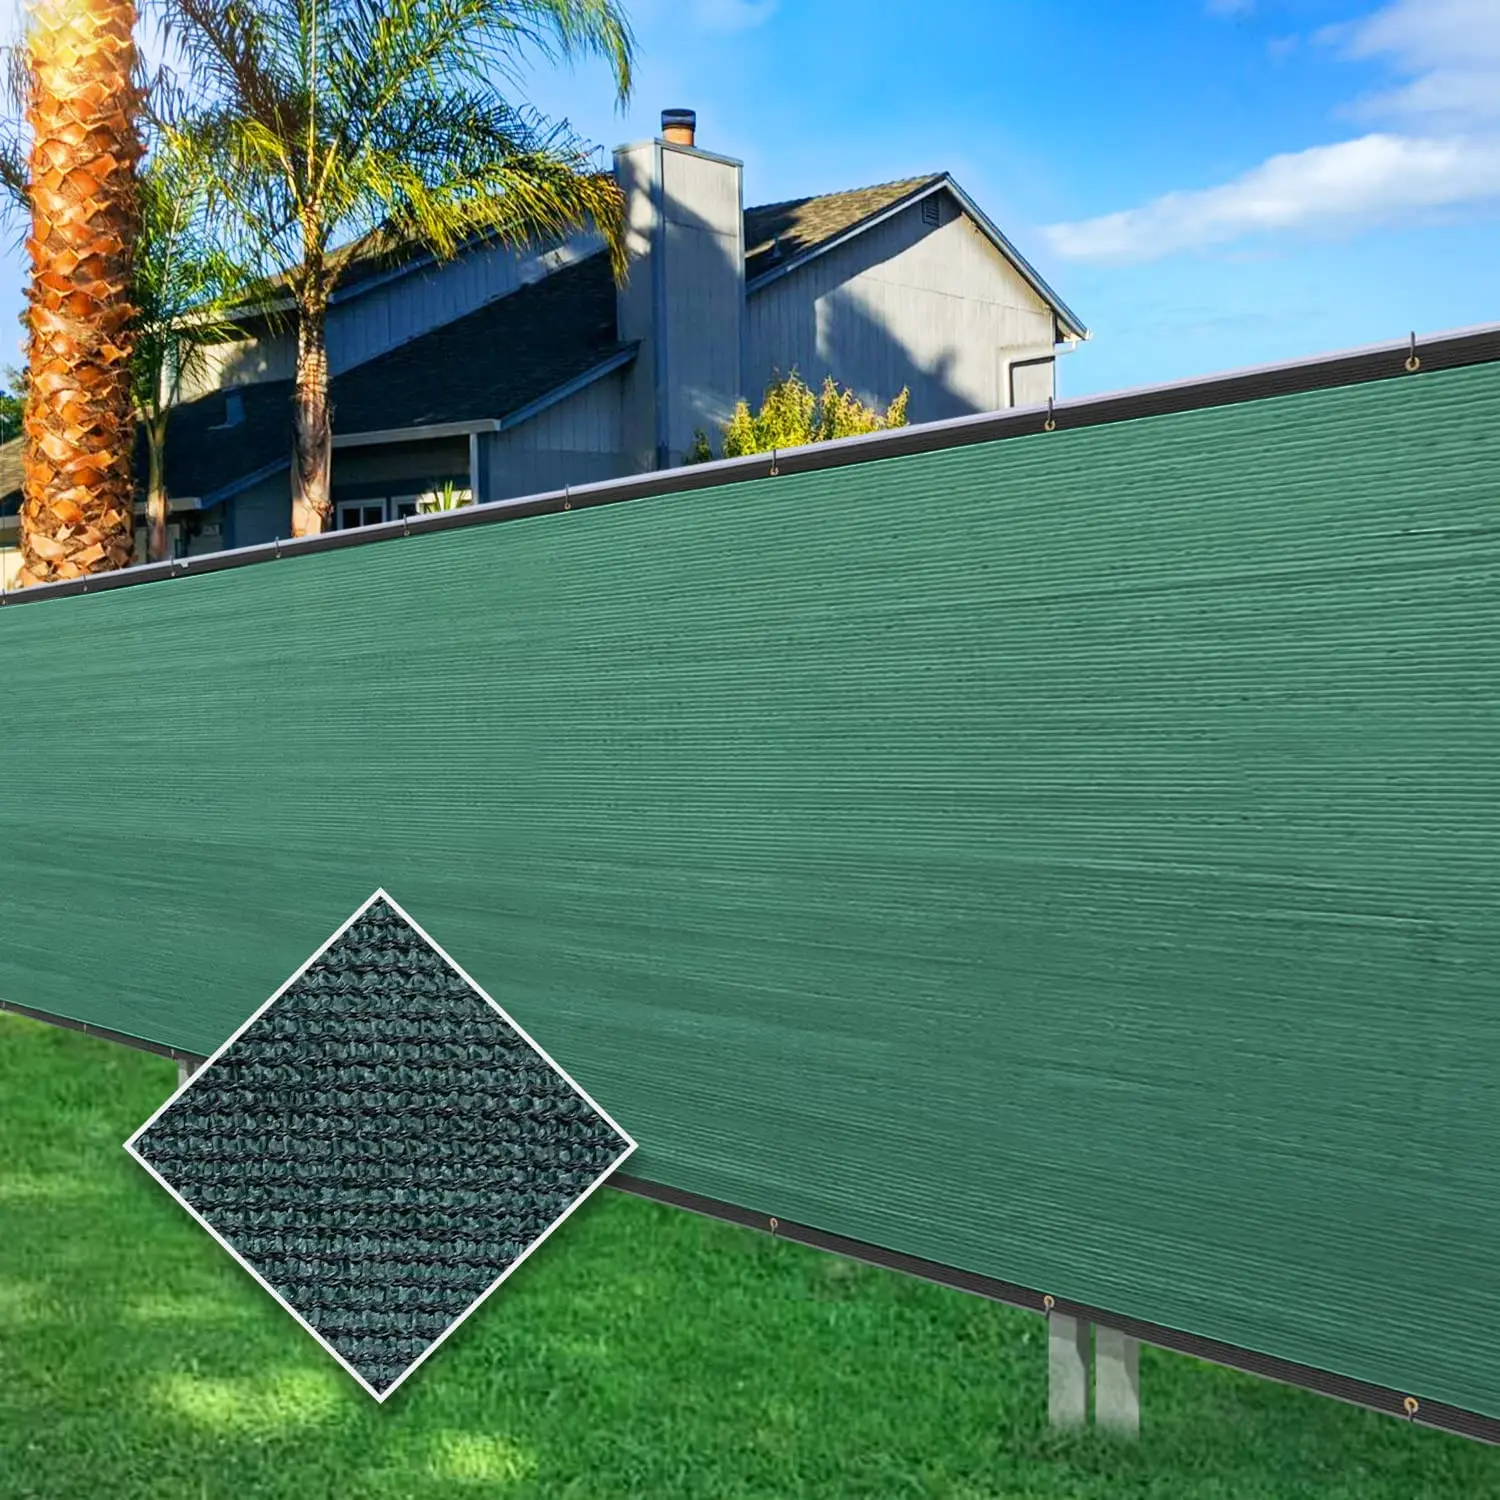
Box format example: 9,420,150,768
5,319,1499,610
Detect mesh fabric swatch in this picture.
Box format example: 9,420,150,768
131,896,631,1395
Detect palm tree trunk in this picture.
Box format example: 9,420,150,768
18,0,142,588
145,408,169,560
290,290,332,537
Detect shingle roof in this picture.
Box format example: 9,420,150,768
743,175,943,281
0,251,633,509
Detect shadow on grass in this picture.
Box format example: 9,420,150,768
3,1012,1500,1499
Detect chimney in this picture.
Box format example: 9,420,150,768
661,108,696,148
614,111,745,472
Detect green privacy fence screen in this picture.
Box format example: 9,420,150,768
3,354,1499,1427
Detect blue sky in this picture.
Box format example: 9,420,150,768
0,0,1496,399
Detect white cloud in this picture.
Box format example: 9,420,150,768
689,0,778,31
1325,0,1500,129
1045,0,1500,262
1043,133,1500,263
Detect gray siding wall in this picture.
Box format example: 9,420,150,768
614,142,659,476
481,369,632,502
658,147,744,466
180,232,603,403
614,140,744,472
226,472,292,550
745,194,1057,424
330,437,471,499
222,437,470,549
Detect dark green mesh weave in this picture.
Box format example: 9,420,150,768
131,897,630,1395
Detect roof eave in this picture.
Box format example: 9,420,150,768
940,177,1090,342
197,345,640,504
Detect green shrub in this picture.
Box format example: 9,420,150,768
690,370,909,462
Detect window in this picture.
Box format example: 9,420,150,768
337,502,387,530
334,490,470,531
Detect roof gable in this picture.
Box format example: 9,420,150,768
744,173,1087,341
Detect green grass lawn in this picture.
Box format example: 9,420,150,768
4,1010,1500,1500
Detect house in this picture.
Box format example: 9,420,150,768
0,108,1087,584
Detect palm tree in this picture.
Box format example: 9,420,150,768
15,0,144,586
2,52,267,564
131,136,274,560
155,0,636,538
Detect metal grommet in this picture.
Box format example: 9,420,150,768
1042,1294,1055,1314
768,1216,779,1234
1405,331,1421,373
769,448,780,477
1404,1396,1420,1418
402,517,410,537
1044,397,1056,432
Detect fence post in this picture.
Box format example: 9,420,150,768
1048,1312,1091,1428
1094,1325,1140,1436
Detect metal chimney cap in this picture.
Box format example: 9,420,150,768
661,108,697,146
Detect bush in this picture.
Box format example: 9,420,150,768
689,370,909,463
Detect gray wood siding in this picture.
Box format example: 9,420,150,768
745,195,1057,424
482,370,633,501
178,232,603,404
613,141,744,472
658,148,743,466
612,142,661,474
186,331,295,397
331,437,472,497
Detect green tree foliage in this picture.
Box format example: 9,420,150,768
691,370,910,462
0,385,20,445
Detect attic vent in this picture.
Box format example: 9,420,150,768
921,196,940,226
